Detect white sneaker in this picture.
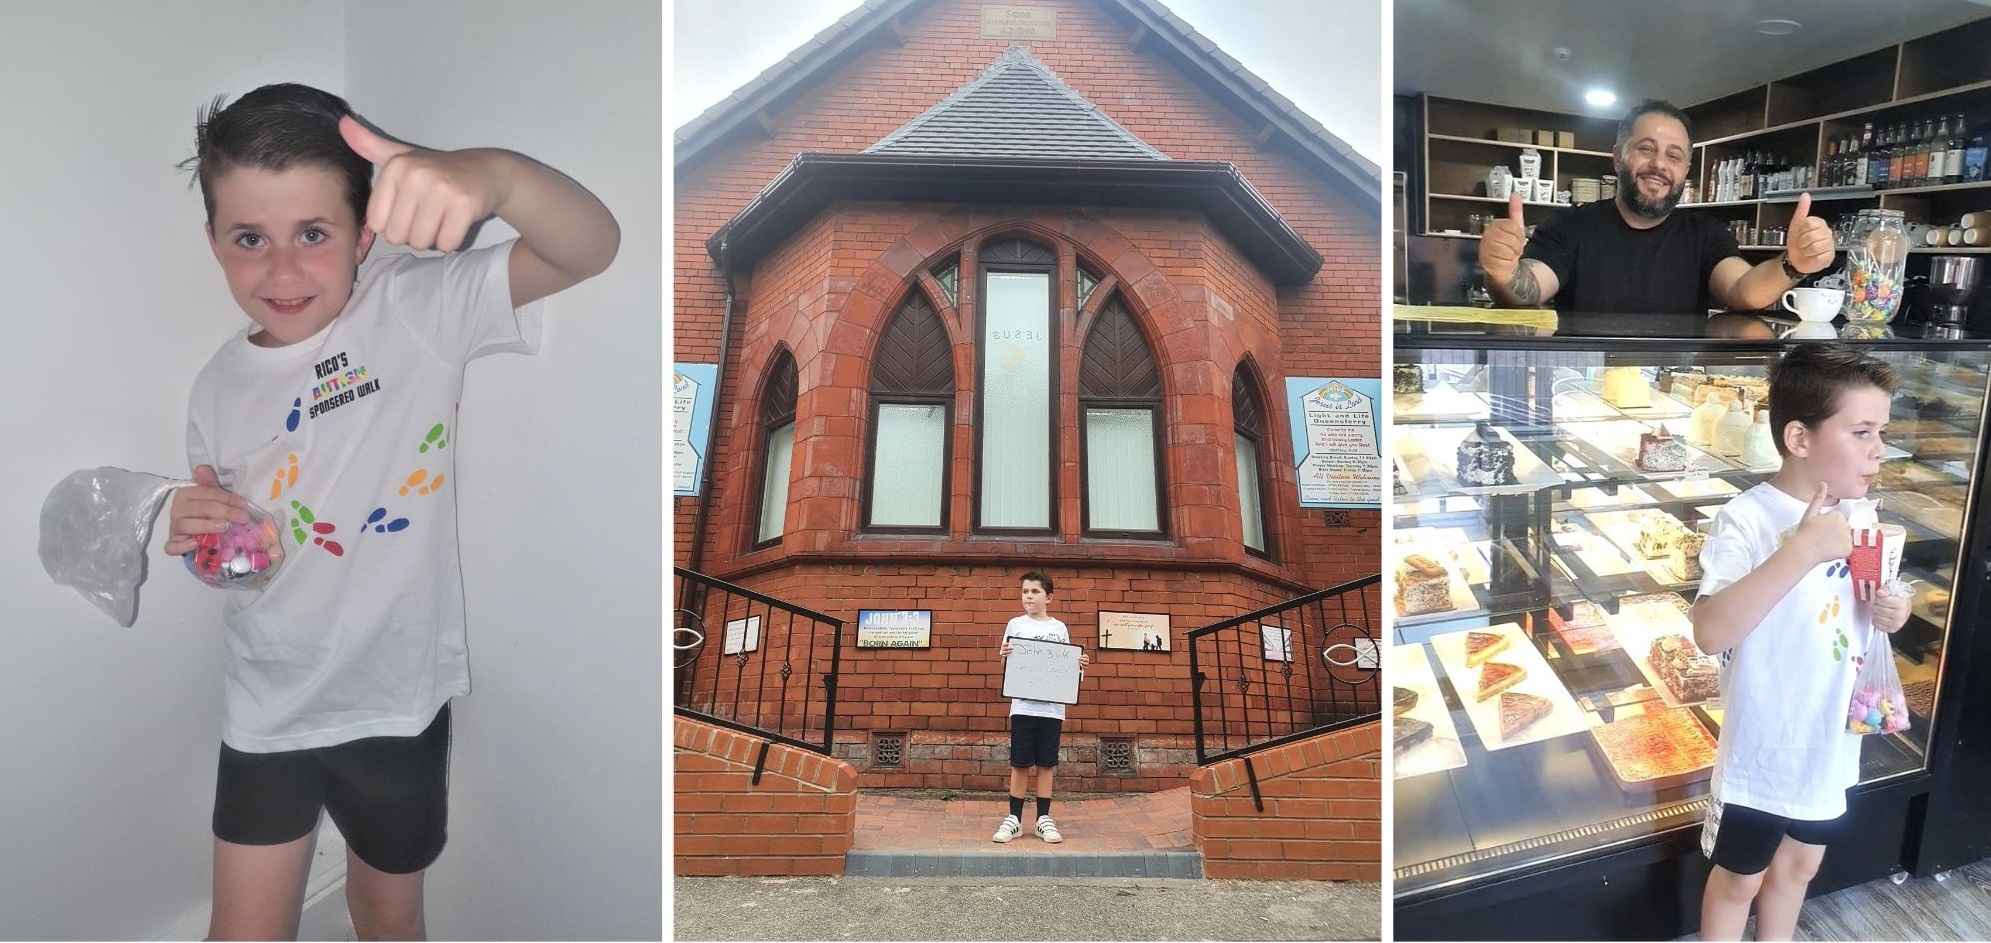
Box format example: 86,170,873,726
1035,816,1063,843
993,814,1023,843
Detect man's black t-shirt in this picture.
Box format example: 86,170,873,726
1521,199,1741,314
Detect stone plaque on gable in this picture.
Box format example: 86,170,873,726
981,5,1056,40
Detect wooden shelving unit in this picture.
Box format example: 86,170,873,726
1408,16,1991,242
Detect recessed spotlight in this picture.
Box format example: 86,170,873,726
1756,18,1801,35
1585,89,1617,107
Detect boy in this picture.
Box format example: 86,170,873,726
1690,344,1909,941
994,571,1087,843
163,84,617,940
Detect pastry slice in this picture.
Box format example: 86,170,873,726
1463,630,1510,667
1475,661,1527,702
1394,716,1434,753
1393,686,1419,715
1498,692,1554,740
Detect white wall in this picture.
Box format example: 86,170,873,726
0,3,346,939
342,3,663,940
0,2,661,939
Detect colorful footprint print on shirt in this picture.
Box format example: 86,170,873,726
1818,591,1848,661
366,507,409,534
269,454,299,500
288,500,344,557
419,423,448,453
399,469,445,497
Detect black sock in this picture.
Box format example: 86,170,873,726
1037,797,1052,820
1009,795,1025,819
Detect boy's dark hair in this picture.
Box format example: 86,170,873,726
1768,344,1900,456
1615,99,1694,151
184,83,372,227
1019,571,1054,596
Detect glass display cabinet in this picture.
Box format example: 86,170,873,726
1388,309,1991,941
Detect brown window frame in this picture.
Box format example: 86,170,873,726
1232,362,1275,561
972,239,1060,536
862,292,956,534
1077,296,1167,540
747,349,798,552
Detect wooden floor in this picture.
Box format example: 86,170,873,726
1679,857,1991,941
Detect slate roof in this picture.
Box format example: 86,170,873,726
673,0,1378,215
863,46,1168,161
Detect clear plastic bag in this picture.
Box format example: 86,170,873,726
37,467,183,627
1847,625,1910,735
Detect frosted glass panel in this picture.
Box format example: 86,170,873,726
758,424,794,544
1085,408,1158,532
1236,434,1265,551
870,404,947,527
980,272,1051,528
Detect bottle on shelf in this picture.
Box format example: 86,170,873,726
1857,122,1875,188
1873,126,1891,189
1946,113,1966,186
1908,119,1927,186
1931,115,1951,185
1889,124,1907,189
1966,116,1988,183
1822,139,1838,189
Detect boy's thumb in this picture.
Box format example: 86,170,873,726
193,464,220,488
339,115,411,165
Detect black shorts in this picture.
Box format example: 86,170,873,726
1702,798,1843,876
1009,714,1062,769
213,704,452,874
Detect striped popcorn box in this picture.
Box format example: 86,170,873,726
1848,527,1887,601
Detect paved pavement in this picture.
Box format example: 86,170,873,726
855,788,1193,853
672,875,1382,941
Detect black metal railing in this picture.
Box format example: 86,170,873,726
1187,573,1382,763
673,567,843,754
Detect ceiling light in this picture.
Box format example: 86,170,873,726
1756,19,1801,35
1585,89,1617,107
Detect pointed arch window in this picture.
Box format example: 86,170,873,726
752,351,798,548
1079,297,1164,536
975,237,1059,532
865,293,954,531
1232,365,1272,557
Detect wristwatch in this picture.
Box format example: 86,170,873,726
1780,253,1803,282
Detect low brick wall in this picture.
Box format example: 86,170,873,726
831,729,1198,793
674,716,859,876
1188,722,1381,881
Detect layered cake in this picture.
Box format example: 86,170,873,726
1456,421,1517,487
1635,514,1684,559
1648,633,1720,702
1599,366,1650,408
1395,555,1455,616
1670,530,1707,581
1394,364,1425,394
1636,424,1689,473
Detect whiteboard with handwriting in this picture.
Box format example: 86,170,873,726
1001,637,1083,705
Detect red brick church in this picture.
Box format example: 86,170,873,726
674,0,1380,790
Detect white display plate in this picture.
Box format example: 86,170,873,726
1430,623,1589,751
1390,643,1468,779
1606,611,1721,710
1396,424,1564,496
1389,547,1481,622
1583,509,1700,586
1393,527,1491,585
1395,385,1487,424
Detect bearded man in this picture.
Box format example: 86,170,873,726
1479,100,1837,314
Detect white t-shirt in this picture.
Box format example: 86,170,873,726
1002,614,1072,721
1697,482,1872,820
186,242,541,752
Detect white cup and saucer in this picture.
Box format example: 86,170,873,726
1781,286,1845,323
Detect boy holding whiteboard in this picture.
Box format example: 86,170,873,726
994,571,1087,843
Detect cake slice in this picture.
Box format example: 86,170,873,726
1476,661,1527,702
1635,514,1683,559
1463,630,1510,667
1393,686,1420,715
1395,555,1455,616
1394,716,1435,753
1498,692,1554,740
1393,364,1425,394
1636,424,1689,473
1456,420,1518,486
1670,531,1707,582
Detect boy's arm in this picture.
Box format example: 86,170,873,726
1692,483,1850,654
339,117,620,308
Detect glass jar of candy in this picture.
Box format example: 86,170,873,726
1841,209,1911,322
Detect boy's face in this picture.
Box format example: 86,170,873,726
1020,579,1050,617
1792,385,1891,500
206,165,373,348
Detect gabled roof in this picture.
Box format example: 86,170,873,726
865,46,1168,160
675,0,1379,216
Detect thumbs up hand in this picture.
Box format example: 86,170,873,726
1479,191,1530,287
339,115,505,253
1784,192,1836,277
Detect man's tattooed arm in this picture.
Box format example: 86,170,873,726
1506,261,1543,307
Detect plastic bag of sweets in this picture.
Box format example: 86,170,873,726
1848,625,1911,735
